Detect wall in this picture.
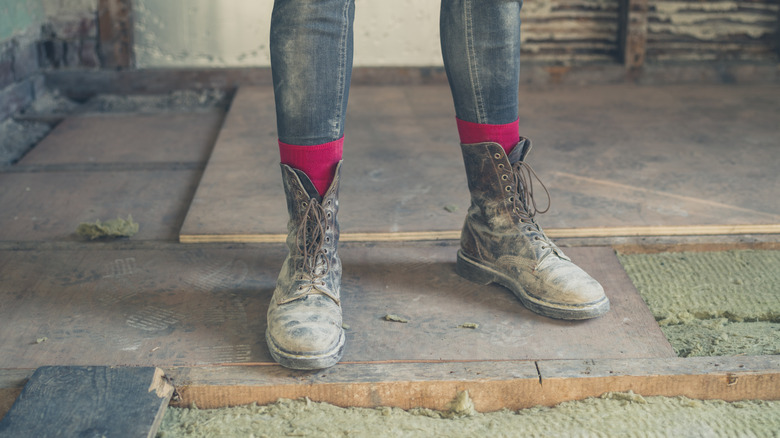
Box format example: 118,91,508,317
646,0,780,62
133,0,623,68
0,0,46,121
133,0,443,68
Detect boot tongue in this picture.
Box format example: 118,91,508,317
507,138,532,164
292,168,323,202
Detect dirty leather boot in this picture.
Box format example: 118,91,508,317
266,162,344,369
457,139,609,320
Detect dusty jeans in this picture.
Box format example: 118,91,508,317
270,0,523,145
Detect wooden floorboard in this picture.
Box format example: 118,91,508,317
17,112,224,166
165,356,780,411
0,366,173,438
0,170,203,241
0,243,673,371
180,84,780,243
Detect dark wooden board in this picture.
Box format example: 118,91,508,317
180,84,780,243
167,356,780,411
0,170,202,241
0,366,173,438
0,243,673,371
17,112,224,165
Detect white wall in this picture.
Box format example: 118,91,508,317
134,0,444,68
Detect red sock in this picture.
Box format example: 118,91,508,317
279,138,343,197
456,118,520,155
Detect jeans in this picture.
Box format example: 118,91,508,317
271,0,523,145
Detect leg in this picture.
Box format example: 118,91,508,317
267,0,354,370
440,0,521,126
441,0,610,320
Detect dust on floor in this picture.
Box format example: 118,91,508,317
157,392,780,438
617,250,780,357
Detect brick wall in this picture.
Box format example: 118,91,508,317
0,0,103,121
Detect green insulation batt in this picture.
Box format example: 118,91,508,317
157,393,780,437
617,250,780,357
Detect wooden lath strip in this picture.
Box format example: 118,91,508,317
168,356,780,411
180,223,780,243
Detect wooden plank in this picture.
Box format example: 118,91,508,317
182,224,780,244
619,0,649,69
0,244,673,370
180,84,780,243
522,0,620,63
0,366,173,438
18,112,224,165
0,369,31,422
97,0,134,69
0,170,202,241
646,0,779,63
167,356,780,411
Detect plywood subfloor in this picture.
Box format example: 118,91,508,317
1,111,225,242
180,85,780,243
18,112,224,165
0,243,673,370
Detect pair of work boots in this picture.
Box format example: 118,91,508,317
266,139,610,370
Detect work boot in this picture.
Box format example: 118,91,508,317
457,139,609,320
266,162,344,369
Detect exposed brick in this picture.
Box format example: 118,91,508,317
0,40,14,89
48,17,98,40
78,38,100,68
13,39,40,80
38,39,65,69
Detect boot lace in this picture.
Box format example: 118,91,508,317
509,160,558,258
285,198,339,304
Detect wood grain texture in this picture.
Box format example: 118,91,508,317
97,0,134,69
646,0,779,62
0,170,203,241
0,244,672,370
18,112,224,165
0,366,173,438
167,356,780,411
179,85,780,243
522,0,621,63
619,0,649,69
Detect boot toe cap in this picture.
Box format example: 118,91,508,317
267,295,344,356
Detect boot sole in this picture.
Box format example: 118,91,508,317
266,329,345,370
456,250,609,320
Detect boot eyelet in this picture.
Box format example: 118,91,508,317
508,196,514,202
494,153,502,159
505,186,512,192
326,212,332,218
325,237,331,243
497,163,504,169
323,248,328,254
302,201,308,208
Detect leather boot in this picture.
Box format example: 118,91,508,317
457,139,609,320
266,162,344,369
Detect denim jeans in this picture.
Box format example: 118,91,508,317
271,0,523,145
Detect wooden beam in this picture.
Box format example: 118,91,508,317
97,0,134,69
180,223,780,243
618,0,649,71
167,356,780,412
0,366,174,438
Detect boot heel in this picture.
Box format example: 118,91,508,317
456,251,495,285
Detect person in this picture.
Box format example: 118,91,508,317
264,0,610,370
